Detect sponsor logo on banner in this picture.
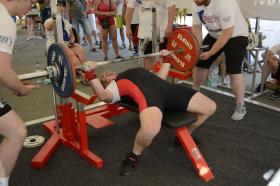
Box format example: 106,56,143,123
0,35,12,47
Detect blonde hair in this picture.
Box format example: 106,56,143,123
100,70,114,87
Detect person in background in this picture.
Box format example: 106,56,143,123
44,0,88,83
93,0,122,60
191,0,248,121
123,0,139,55
115,0,126,49
25,2,38,40
0,0,39,185
125,0,176,70
66,0,98,52
37,0,51,38
254,44,280,100
86,0,100,45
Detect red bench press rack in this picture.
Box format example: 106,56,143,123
31,90,128,169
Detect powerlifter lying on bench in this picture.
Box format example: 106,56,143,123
83,52,216,178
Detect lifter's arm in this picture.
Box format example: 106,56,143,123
89,79,114,102
157,63,171,80
83,62,114,102
156,50,172,80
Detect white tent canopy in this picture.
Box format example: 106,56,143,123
236,0,280,20
175,0,280,20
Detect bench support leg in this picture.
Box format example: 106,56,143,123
176,127,214,182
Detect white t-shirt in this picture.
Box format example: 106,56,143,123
106,80,121,103
0,3,16,55
45,18,72,51
192,0,248,39
127,0,176,39
125,0,139,24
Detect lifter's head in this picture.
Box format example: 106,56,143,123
100,70,118,87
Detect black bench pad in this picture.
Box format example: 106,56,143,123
117,97,197,129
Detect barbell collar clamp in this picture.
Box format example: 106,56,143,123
18,65,61,81
46,65,61,81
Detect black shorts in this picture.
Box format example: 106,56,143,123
141,83,197,113
40,8,51,24
142,37,168,55
161,83,197,112
117,68,197,113
137,83,197,113
196,34,248,74
272,64,280,81
0,97,12,117
131,24,139,36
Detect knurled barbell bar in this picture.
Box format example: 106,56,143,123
18,65,59,81
18,29,205,98
18,46,184,97
88,46,208,67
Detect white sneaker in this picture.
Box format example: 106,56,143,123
231,104,246,121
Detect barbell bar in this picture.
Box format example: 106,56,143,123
18,71,49,81
18,65,59,81
17,29,205,98
18,49,183,81
17,47,182,97
92,45,208,67
94,49,182,67
17,45,207,81
84,29,207,71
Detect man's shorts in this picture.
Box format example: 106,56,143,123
40,8,51,24
272,64,280,80
72,16,91,35
116,15,123,29
0,97,12,117
196,34,248,74
87,14,97,32
131,24,139,44
142,37,168,55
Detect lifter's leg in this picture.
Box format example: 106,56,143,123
120,107,162,176
186,92,216,134
133,107,162,155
